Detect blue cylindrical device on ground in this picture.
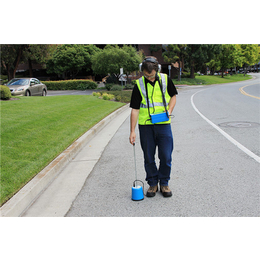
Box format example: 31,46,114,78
132,180,144,201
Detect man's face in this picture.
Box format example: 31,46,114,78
143,70,157,82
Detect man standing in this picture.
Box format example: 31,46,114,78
129,57,178,198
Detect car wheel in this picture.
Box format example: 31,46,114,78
42,89,47,96
25,90,31,96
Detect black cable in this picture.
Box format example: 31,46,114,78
157,74,169,118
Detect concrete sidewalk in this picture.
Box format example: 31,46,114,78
0,104,130,217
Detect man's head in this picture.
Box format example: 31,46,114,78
140,56,161,73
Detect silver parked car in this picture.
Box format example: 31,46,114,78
6,78,47,96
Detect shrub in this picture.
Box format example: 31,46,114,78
77,83,87,90
108,90,132,103
97,90,132,103
106,75,118,84
0,75,8,85
0,75,8,80
102,93,115,100
44,79,97,90
92,92,102,97
93,92,115,101
111,85,123,91
124,84,134,90
0,85,12,100
181,72,190,78
105,83,114,91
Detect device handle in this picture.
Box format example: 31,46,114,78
133,180,144,191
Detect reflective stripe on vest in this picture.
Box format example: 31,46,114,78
138,73,168,109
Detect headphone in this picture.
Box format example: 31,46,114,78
139,57,161,72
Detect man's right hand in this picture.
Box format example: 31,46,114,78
129,131,136,145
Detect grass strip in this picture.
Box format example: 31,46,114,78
173,74,252,85
0,95,124,205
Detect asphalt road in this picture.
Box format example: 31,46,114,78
66,74,260,217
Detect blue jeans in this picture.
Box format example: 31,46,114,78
139,124,174,186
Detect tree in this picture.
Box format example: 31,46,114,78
91,45,141,83
1,45,26,80
122,45,142,81
186,45,201,78
150,44,161,55
163,44,187,80
1,44,56,80
24,44,56,77
231,45,244,73
218,44,237,77
186,44,221,78
210,44,259,77
203,45,222,74
240,44,259,75
46,44,100,79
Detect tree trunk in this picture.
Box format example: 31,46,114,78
189,45,195,79
7,64,15,81
244,65,247,76
7,46,24,80
178,60,181,81
13,47,23,78
28,58,33,77
190,61,195,79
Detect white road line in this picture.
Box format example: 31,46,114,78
191,89,260,164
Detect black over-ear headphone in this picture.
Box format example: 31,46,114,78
139,57,161,72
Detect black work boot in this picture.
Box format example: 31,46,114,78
146,185,158,197
160,185,172,197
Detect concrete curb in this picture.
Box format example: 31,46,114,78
0,104,129,217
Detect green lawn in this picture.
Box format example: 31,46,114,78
173,74,252,85
0,95,124,206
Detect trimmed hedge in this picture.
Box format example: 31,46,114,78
0,85,11,100
44,79,98,90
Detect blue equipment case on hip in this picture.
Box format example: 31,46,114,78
150,112,169,124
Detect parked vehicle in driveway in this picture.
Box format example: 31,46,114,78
6,78,47,96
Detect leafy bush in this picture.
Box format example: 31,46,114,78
0,75,8,85
0,75,8,80
111,85,123,91
106,74,118,84
44,79,97,90
124,84,134,90
92,92,102,97
92,92,115,101
181,72,190,78
93,89,132,103
107,90,132,103
102,93,115,100
0,85,11,100
105,84,133,91
105,83,114,91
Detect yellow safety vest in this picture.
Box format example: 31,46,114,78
136,73,171,125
